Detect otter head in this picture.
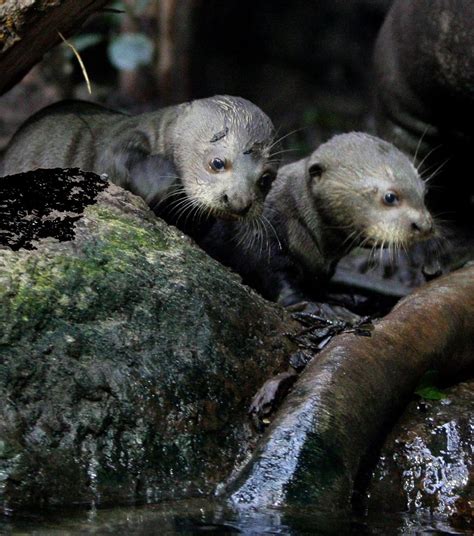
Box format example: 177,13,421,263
306,132,434,251
171,96,278,220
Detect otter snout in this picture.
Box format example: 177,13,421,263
221,193,254,217
410,213,434,238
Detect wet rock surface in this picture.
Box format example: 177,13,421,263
367,381,474,530
0,169,296,511
226,266,474,511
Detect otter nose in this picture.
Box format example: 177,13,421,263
222,194,253,216
411,215,434,236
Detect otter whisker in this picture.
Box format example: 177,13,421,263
171,197,200,223
400,239,409,257
412,125,431,165
389,241,396,264
422,158,450,183
165,200,192,219
194,203,208,225
379,239,385,267
255,218,265,259
235,222,253,251
268,148,300,159
251,219,262,257
266,127,306,152
149,185,186,209
158,185,188,204
172,201,196,223
188,201,205,226
259,217,272,260
248,223,259,253
253,218,262,258
416,144,443,173
259,216,274,263
262,214,282,252
152,185,187,209
343,229,364,253
367,244,376,270
253,219,265,258
166,196,197,216
183,202,203,229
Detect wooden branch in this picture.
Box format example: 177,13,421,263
0,0,110,96
228,265,474,509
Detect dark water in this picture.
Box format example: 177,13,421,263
1,499,469,535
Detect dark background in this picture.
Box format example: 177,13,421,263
0,0,392,158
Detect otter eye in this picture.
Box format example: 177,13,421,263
383,191,399,206
308,163,324,179
209,157,226,172
258,171,276,193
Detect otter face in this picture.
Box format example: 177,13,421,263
194,139,277,219
350,169,434,248
172,96,278,221
307,132,434,251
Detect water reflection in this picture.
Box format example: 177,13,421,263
1,499,469,535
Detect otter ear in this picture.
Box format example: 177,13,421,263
103,130,151,188
308,162,324,180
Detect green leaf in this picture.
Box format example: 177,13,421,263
415,386,446,400
415,370,446,400
108,32,154,71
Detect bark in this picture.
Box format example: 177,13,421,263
227,264,474,510
0,0,110,95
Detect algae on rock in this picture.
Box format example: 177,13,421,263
0,169,295,510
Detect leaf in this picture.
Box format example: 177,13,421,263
108,33,154,71
415,386,446,401
415,370,446,400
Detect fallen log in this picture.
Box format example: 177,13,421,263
227,264,474,510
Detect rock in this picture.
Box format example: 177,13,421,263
0,168,296,511
367,381,474,530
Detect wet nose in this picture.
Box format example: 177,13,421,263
222,194,253,216
411,215,434,236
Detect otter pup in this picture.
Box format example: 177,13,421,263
204,132,434,305
2,96,278,239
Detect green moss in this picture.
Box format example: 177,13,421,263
0,207,174,342
90,206,169,252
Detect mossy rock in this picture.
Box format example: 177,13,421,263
0,169,295,510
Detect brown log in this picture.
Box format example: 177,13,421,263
0,0,110,96
228,264,474,510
